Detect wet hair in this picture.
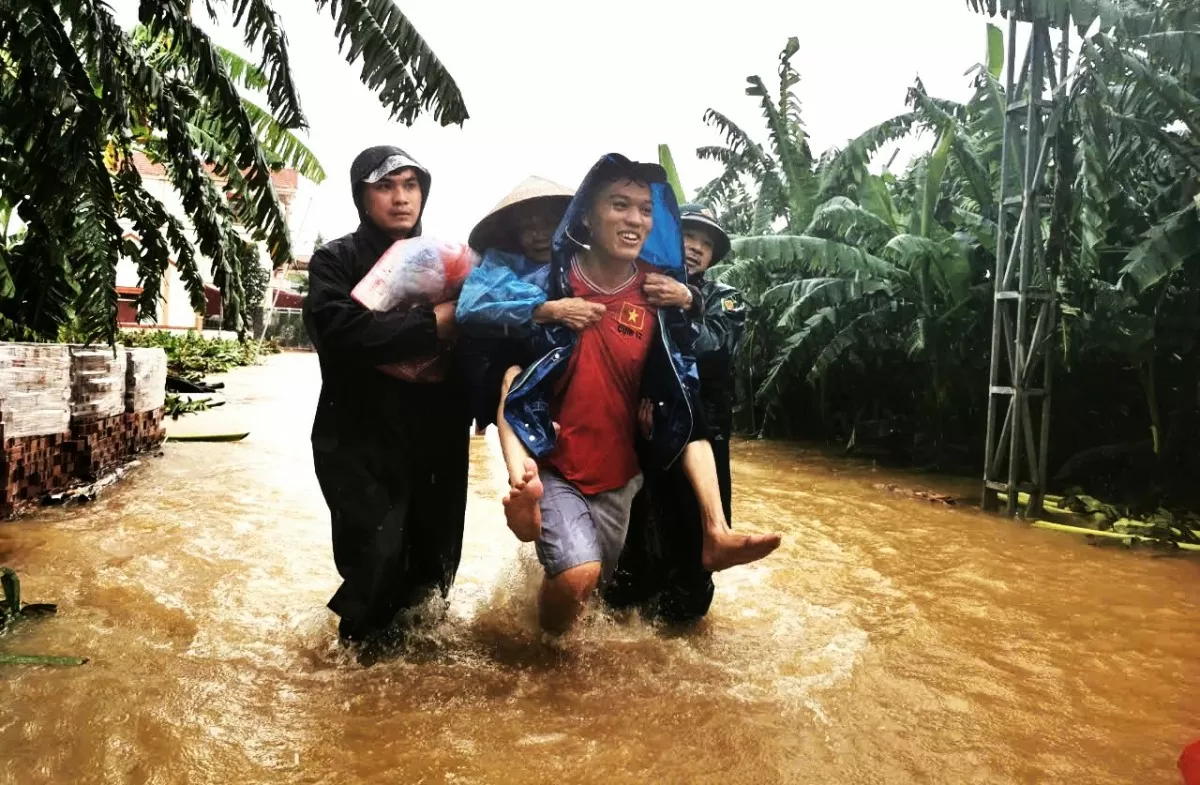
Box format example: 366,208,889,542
586,159,663,212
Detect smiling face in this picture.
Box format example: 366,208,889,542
513,200,561,264
586,178,654,266
361,168,423,238
683,226,716,277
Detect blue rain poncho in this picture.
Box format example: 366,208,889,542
455,250,551,339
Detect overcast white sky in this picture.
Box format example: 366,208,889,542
117,1,995,253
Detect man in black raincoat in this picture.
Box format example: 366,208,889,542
606,203,748,624
303,146,469,645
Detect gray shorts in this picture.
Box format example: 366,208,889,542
536,468,644,582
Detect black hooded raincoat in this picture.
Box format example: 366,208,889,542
302,146,469,640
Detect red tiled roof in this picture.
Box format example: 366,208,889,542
128,151,299,192
132,154,167,177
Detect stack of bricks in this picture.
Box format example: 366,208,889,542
69,346,127,424
125,348,167,414
0,343,71,442
1,344,73,514
67,414,133,479
123,348,167,456
122,408,166,456
1,433,77,510
67,347,130,481
1,342,169,515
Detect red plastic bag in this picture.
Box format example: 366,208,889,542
1181,738,1200,785
350,237,479,383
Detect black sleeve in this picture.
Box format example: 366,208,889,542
685,283,705,318
691,286,746,366
303,244,439,366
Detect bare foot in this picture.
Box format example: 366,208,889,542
503,458,544,542
701,527,782,572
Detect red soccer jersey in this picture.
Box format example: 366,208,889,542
545,258,658,494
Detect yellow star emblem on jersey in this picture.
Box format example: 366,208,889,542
620,302,646,329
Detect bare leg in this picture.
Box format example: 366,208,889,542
681,440,781,571
498,366,543,542
538,562,602,633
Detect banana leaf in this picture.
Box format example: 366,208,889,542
658,144,687,204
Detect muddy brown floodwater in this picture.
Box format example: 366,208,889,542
1,353,1197,784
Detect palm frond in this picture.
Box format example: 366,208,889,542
1095,34,1200,140
4,3,123,342
701,109,774,177
768,276,895,330
313,0,468,126
240,97,327,182
919,127,955,237
817,113,916,201
1117,202,1199,294
805,196,897,250
744,38,813,205
229,0,305,128
139,0,293,269
732,235,900,280
807,301,900,383
859,173,903,231
953,206,998,257
216,44,269,92
755,306,839,403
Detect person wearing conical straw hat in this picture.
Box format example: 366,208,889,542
467,176,570,262
461,154,780,634
456,176,606,436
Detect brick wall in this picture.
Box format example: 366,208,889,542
0,344,168,517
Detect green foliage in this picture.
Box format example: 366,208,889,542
1,567,85,667
313,0,469,126
235,249,272,316
122,330,264,381
696,37,821,236
658,144,686,204
0,0,466,345
705,21,1199,503
164,393,221,419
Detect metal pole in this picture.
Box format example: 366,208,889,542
982,12,1062,519
982,14,1021,513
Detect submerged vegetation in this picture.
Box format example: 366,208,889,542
0,568,86,667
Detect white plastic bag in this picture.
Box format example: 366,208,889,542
350,237,479,383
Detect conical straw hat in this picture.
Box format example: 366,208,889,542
468,176,574,253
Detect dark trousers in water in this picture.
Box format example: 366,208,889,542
605,431,733,625
313,430,468,640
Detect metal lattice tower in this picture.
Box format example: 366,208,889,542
982,15,1070,518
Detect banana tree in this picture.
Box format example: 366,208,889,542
695,37,821,238
0,0,467,344
725,145,990,440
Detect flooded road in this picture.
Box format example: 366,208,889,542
1,352,1197,784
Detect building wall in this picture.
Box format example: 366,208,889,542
115,240,202,331
119,153,301,328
